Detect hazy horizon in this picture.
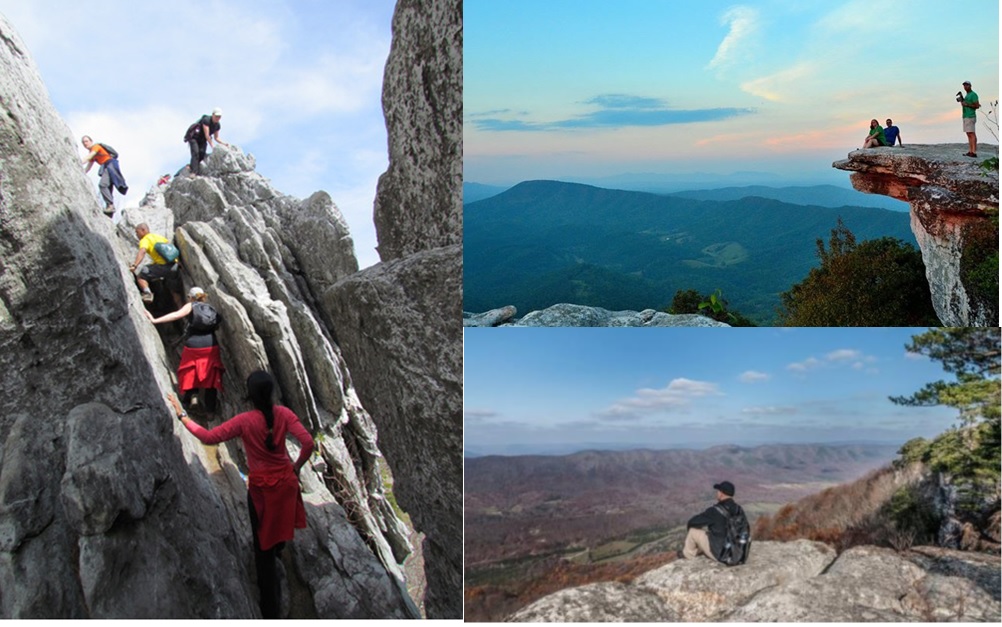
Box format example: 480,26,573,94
464,0,999,184
465,328,957,455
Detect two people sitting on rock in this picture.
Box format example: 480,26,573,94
130,223,179,304
81,136,128,217
184,107,229,177
146,286,224,414
167,370,314,619
682,481,751,565
863,119,904,149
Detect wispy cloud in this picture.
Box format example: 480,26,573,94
740,62,816,102
464,409,500,424
739,370,771,383
826,349,861,362
707,6,760,70
787,357,822,372
597,378,722,420
741,406,798,416
904,351,927,361
470,94,755,132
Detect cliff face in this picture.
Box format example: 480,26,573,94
0,2,459,618
510,540,1001,622
322,0,463,619
833,145,999,326
464,304,729,327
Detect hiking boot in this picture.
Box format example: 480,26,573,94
141,290,154,303
103,206,115,217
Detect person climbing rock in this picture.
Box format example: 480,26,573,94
81,136,128,216
184,107,229,176
130,223,178,303
145,287,224,413
167,371,314,619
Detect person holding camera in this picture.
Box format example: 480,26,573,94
884,119,902,146
958,81,980,157
862,119,886,149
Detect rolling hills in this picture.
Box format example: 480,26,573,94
463,180,916,323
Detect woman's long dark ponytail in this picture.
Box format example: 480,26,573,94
246,370,277,451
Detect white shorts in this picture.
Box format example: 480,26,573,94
963,117,976,133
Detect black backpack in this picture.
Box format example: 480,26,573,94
183,121,201,143
189,302,221,333
714,503,751,566
99,143,119,159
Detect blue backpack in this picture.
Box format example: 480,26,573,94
153,241,180,264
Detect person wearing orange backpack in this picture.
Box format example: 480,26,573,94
81,136,128,216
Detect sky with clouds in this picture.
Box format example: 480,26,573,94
464,0,1000,185
464,327,967,456
0,0,394,268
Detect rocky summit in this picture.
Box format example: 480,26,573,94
510,540,1001,622
0,0,460,619
834,144,999,326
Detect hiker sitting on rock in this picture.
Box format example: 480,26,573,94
862,119,886,149
167,371,314,619
682,481,750,565
81,136,128,216
130,223,179,303
146,287,224,414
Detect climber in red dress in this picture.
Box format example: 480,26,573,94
168,371,314,619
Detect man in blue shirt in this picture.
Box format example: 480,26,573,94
883,119,902,146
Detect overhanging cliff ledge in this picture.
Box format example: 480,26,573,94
834,144,999,326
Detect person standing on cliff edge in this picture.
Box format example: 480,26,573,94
960,80,980,158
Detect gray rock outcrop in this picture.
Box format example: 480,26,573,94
466,303,729,327
323,0,463,618
0,4,456,618
833,144,999,326
510,540,1001,622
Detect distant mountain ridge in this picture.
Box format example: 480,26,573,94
464,180,916,323
670,184,908,212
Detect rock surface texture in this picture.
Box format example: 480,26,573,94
833,144,999,326
323,0,463,618
465,303,729,327
0,7,448,619
509,540,1001,622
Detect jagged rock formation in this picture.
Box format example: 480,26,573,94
464,303,729,327
510,540,1001,622
0,5,455,618
322,0,463,618
833,145,999,326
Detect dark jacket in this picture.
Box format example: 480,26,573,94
687,497,742,561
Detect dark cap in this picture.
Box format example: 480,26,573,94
713,481,735,497
962,80,971,85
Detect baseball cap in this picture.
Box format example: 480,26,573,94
962,81,971,85
188,286,205,299
713,481,735,497
212,107,223,116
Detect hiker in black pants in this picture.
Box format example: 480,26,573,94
185,108,228,176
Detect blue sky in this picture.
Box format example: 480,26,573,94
464,0,1000,185
464,327,965,455
0,0,394,269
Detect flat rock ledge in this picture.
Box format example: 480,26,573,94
509,540,1001,622
833,143,999,326
464,304,728,327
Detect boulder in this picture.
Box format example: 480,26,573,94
508,581,676,623
729,545,1001,622
463,306,518,327
833,144,999,326
512,303,729,327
